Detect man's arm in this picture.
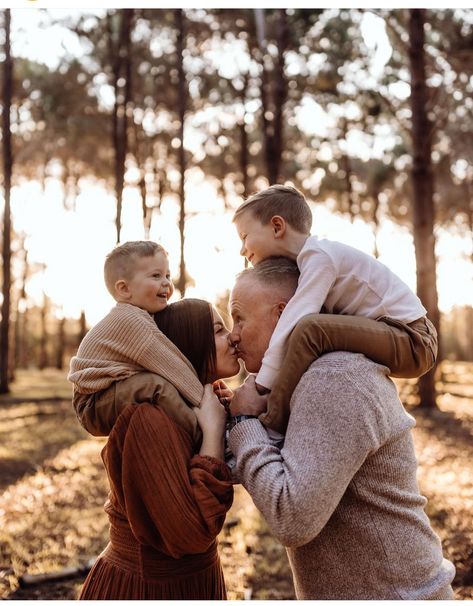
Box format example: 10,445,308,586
229,355,387,548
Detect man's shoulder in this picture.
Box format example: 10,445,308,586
305,351,388,376
298,351,399,414
295,352,414,436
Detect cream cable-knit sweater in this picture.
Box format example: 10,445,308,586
68,303,203,407
229,352,455,599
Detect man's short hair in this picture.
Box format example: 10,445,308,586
233,184,312,235
236,256,300,297
104,240,166,297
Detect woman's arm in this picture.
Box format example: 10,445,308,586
117,404,233,558
194,384,227,460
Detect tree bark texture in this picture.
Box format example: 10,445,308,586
239,73,250,198
253,9,288,184
108,9,133,244
175,9,188,297
38,296,48,370
1,9,13,393
55,316,66,370
408,8,440,408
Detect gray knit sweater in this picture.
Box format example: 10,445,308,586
229,352,455,600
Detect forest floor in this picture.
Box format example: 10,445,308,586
0,363,472,600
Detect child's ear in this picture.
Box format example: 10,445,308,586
115,279,131,300
271,215,286,238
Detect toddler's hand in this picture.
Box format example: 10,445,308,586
213,380,233,413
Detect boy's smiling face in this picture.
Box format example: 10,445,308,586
234,211,280,266
118,252,174,313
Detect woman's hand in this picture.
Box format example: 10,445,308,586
195,384,227,460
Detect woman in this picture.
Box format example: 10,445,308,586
80,299,239,600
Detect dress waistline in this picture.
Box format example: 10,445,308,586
104,524,218,580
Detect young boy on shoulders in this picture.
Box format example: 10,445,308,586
68,240,203,438
232,184,437,436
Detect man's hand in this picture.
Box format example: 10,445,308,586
230,375,269,416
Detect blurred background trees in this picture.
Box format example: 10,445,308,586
0,8,472,406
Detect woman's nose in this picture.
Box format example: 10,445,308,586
239,242,246,257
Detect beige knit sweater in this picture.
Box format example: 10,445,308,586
229,352,455,599
68,303,203,407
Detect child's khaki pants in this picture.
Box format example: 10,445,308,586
72,372,202,443
260,314,437,435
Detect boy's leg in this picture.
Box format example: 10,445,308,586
114,373,201,443
72,389,110,437
74,373,201,443
380,315,437,376
260,313,437,434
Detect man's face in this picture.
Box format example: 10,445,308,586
229,276,283,373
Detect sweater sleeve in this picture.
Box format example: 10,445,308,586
120,404,233,558
130,311,203,407
255,246,337,389
229,359,386,548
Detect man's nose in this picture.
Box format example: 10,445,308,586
228,328,240,346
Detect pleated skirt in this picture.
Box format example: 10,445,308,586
79,542,227,600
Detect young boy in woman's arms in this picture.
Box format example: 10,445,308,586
68,240,204,438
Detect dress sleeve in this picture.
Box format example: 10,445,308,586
120,404,233,558
256,247,337,389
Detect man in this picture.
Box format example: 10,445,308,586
227,257,455,600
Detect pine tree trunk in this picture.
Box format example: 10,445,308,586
0,9,13,394
371,193,381,258
408,9,440,408
341,118,355,222
254,9,288,184
175,8,188,297
254,9,275,184
273,8,288,182
239,73,249,198
39,296,48,371
55,316,66,370
78,311,87,345
109,10,133,244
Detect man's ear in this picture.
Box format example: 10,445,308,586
273,301,287,320
276,301,287,318
270,215,286,239
115,279,131,300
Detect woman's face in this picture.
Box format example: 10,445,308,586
209,307,240,382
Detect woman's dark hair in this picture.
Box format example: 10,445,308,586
154,298,216,384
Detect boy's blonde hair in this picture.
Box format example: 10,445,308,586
233,184,313,235
104,240,166,297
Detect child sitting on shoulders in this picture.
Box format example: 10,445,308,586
68,240,204,438
232,184,437,437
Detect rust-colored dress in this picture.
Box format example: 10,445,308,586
80,402,234,600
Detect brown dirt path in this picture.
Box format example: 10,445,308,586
1,365,472,599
